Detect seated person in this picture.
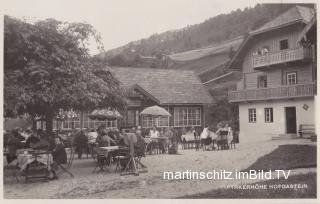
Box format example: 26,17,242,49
200,125,210,146
30,133,51,150
224,123,233,143
6,133,22,164
50,137,67,179
135,129,146,157
96,129,116,147
149,126,159,138
25,133,40,148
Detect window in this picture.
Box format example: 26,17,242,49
286,72,297,85
264,108,273,123
53,110,81,130
141,115,154,128
141,115,170,128
174,107,201,127
248,108,256,123
280,39,289,50
53,111,117,130
258,75,267,88
141,107,169,128
81,111,117,129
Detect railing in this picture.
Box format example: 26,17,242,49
228,83,316,102
252,47,312,68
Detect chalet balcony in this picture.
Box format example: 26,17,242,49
252,47,312,69
228,83,316,102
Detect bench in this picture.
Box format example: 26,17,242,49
298,124,315,138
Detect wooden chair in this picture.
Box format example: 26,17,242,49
114,148,130,173
120,140,147,176
4,162,20,183
229,132,238,149
217,131,229,150
202,137,212,151
134,143,147,170
56,147,75,178
92,147,110,173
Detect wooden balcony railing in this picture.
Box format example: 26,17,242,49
252,47,312,68
228,83,316,102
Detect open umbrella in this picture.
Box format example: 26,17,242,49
4,118,32,131
89,109,122,121
140,105,171,117
140,105,171,127
55,109,78,121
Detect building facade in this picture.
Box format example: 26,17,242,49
228,6,317,142
111,67,213,132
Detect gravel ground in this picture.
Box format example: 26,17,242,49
3,138,316,199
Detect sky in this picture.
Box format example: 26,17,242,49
3,0,293,54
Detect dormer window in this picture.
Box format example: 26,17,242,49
280,39,289,50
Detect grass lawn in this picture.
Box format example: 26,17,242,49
180,173,316,198
243,144,316,171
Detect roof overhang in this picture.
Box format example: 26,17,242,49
249,19,305,36
227,20,308,70
133,84,160,104
297,16,316,43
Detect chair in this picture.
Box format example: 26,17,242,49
56,147,75,178
92,147,109,173
146,140,159,154
114,147,130,173
119,142,147,176
4,161,20,183
202,137,212,151
134,143,147,170
229,132,238,149
217,131,229,150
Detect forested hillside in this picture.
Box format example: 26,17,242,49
100,3,314,67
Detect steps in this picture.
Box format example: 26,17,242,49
272,134,300,140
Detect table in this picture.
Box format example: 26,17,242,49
146,137,169,154
17,150,53,171
93,146,120,172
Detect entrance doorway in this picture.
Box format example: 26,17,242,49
285,107,297,134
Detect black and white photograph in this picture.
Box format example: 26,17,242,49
2,0,318,201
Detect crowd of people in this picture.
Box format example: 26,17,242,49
4,123,234,175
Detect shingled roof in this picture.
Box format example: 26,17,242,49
251,6,314,35
168,36,244,62
227,5,315,70
111,67,213,105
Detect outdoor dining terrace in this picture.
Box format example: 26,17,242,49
228,83,316,102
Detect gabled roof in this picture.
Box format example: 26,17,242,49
202,71,241,85
250,6,314,35
111,67,214,104
227,5,315,70
168,36,244,62
298,15,316,42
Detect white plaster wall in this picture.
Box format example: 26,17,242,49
238,98,315,143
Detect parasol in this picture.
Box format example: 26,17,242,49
4,118,32,131
89,109,122,121
140,105,171,117
55,109,78,121
140,105,171,127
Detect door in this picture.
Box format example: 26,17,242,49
124,109,136,128
285,107,297,134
